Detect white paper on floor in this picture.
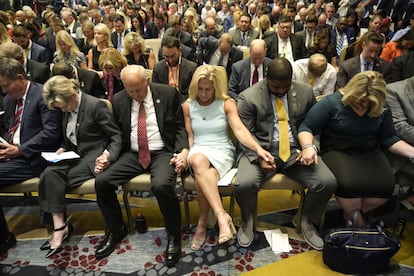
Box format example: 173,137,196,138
264,229,292,253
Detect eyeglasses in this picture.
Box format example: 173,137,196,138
163,52,179,60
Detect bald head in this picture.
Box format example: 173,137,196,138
250,39,266,67
120,65,150,102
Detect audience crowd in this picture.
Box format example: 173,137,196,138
1,0,414,269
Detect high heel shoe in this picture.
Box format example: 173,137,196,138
45,223,72,258
216,211,236,245
191,222,207,251
40,223,73,251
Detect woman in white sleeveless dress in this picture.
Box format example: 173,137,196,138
181,65,274,250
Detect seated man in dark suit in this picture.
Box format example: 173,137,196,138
264,16,307,62
337,32,391,88
0,42,50,85
196,33,243,78
389,51,414,83
143,12,170,39
152,36,198,103
94,65,188,266
51,61,106,98
0,58,62,256
12,25,50,65
158,27,195,62
228,39,271,100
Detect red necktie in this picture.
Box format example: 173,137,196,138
252,67,259,84
138,102,151,169
7,98,23,144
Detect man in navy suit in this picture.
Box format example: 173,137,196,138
229,39,271,101
0,57,62,256
12,26,50,65
144,12,170,39
331,16,357,58
110,14,130,52
94,65,188,265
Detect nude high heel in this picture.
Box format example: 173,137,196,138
216,211,236,244
191,221,207,251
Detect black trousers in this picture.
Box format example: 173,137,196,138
95,150,181,238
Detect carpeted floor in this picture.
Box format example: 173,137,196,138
1,190,413,275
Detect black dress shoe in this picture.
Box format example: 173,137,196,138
0,232,16,256
95,224,128,260
41,223,73,251
165,235,181,267
45,223,73,258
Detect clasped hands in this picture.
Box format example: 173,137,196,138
170,149,188,176
0,143,21,161
296,146,318,166
94,152,111,174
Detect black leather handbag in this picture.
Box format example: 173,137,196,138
323,222,401,274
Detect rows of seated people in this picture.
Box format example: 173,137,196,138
1,0,414,269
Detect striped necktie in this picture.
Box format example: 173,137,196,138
336,33,344,56
8,98,23,144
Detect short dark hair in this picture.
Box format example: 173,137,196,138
161,35,180,48
363,31,384,45
113,14,125,24
266,57,292,81
51,61,74,79
305,15,318,25
278,15,292,24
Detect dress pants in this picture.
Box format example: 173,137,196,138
38,158,95,224
95,150,181,237
0,205,9,238
234,145,337,225
0,157,37,185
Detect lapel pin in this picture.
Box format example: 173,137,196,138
156,99,161,104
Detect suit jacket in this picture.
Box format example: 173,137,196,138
151,57,198,103
386,76,414,172
177,30,194,50
264,33,307,60
27,59,50,84
237,80,316,162
389,52,414,83
228,28,259,47
337,56,391,88
112,83,188,154
37,28,56,64
3,82,62,174
62,93,122,172
331,28,357,55
228,57,272,100
110,29,130,50
143,22,170,39
30,41,50,65
76,66,106,98
196,36,243,77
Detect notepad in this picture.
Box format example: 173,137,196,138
41,151,80,163
218,168,237,186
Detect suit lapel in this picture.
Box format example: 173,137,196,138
259,82,274,145
76,93,87,137
406,78,414,108
151,85,164,132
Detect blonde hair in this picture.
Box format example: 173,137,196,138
55,30,82,62
122,31,146,56
308,53,327,77
98,47,127,70
188,65,229,101
93,23,113,47
340,71,386,117
43,75,79,109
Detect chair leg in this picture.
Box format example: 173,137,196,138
296,190,306,233
123,191,134,233
183,190,191,232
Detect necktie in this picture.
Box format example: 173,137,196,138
308,78,315,86
336,33,344,56
241,32,246,46
275,97,290,162
217,54,224,66
138,102,151,169
364,62,371,71
117,33,122,52
252,66,259,84
307,34,313,48
7,98,23,144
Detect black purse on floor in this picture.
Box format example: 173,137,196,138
323,214,400,274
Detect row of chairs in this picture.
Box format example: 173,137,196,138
0,173,306,234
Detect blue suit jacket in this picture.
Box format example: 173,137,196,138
228,57,271,100
331,27,357,54
3,82,62,174
30,41,50,65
